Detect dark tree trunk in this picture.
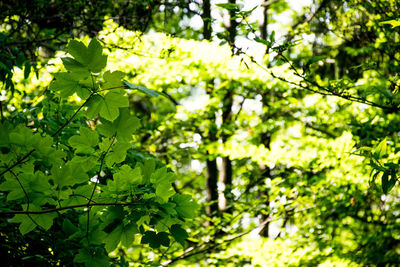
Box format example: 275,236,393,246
202,0,211,40
221,156,232,211
206,157,219,215
258,165,271,237
221,90,233,212
218,1,238,213
201,1,218,218
227,0,238,45
260,1,269,40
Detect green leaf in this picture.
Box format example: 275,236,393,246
87,38,107,73
382,172,396,194
61,57,89,76
68,127,99,154
105,142,130,167
374,138,387,159
0,122,11,147
120,223,138,247
86,95,104,119
150,167,176,203
51,164,73,190
114,164,142,186
12,204,57,234
68,40,88,65
123,80,159,97
216,3,240,11
12,214,37,235
141,231,170,248
138,158,156,184
74,248,110,267
24,61,31,79
97,108,140,141
381,19,400,28
62,218,79,236
50,72,80,98
173,194,199,219
156,181,175,203
170,224,189,247
108,165,142,192
0,177,25,201
67,39,107,73
103,71,125,90
254,37,271,46
104,225,123,253
99,92,129,121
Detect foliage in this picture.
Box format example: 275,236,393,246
2,0,400,266
0,38,198,266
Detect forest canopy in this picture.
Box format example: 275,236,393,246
1,0,400,266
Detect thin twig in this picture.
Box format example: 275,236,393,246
0,201,140,215
86,135,116,237
162,216,273,266
51,93,94,137
9,170,41,229
248,53,398,112
0,149,35,177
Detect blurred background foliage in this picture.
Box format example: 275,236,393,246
1,0,400,266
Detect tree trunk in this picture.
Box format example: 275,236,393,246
202,0,212,40
206,157,219,215
221,90,233,212
260,1,269,40
227,0,238,45
201,1,218,218
258,165,271,237
218,1,238,213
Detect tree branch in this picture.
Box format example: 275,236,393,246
0,201,140,216
0,149,35,177
86,134,115,237
9,170,41,229
51,93,94,137
162,216,273,266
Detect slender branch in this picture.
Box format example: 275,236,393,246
5,34,64,46
286,0,328,41
232,93,248,122
0,149,35,177
0,201,140,215
161,90,179,106
86,135,116,237
247,53,398,112
51,93,94,137
303,121,338,138
71,193,98,203
162,216,273,266
9,170,41,229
